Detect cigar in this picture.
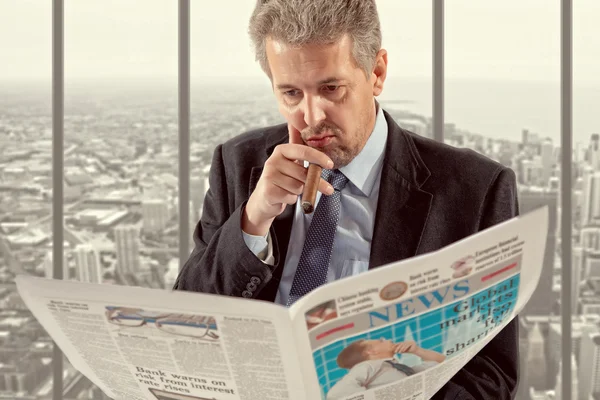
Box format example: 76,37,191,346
301,163,323,214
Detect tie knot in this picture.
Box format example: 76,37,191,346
322,169,349,191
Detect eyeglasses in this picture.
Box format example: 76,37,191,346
106,307,219,341
149,388,217,400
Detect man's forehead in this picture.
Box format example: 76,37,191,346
266,36,356,87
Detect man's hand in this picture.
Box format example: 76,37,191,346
394,340,418,354
242,123,334,236
395,340,447,363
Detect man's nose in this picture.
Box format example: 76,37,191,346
302,96,326,128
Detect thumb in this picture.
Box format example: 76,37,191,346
288,122,304,145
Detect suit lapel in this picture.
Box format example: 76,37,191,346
369,112,433,269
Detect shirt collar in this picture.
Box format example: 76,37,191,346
339,101,388,196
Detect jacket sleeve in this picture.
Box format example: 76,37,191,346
172,144,276,299
432,167,520,400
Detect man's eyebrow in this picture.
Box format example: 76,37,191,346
275,77,343,90
317,77,342,85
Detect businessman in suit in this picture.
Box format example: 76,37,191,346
174,0,520,398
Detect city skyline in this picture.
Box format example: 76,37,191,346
1,80,600,398
1,1,600,399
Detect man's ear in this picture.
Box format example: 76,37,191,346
363,347,376,356
371,49,388,97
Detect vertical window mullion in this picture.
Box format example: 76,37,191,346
179,0,191,270
433,0,444,143
52,0,64,398
560,0,572,398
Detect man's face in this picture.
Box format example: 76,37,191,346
265,34,387,168
363,338,396,358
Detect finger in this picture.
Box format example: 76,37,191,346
267,157,333,196
278,144,333,169
288,122,304,145
318,177,335,196
271,174,305,196
269,158,313,182
263,183,300,206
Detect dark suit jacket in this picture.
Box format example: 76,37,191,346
174,110,520,400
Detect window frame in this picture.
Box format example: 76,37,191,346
49,1,573,398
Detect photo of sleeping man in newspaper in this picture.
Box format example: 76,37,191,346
326,338,446,398
308,254,522,399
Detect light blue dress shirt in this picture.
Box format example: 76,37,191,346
243,103,388,306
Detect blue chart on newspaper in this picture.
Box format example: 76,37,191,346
304,251,524,400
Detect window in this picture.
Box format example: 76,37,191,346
0,1,584,398
573,2,600,400
63,0,178,395
377,1,433,139
0,1,55,398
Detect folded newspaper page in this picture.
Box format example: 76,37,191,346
15,206,548,400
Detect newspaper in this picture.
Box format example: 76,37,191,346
15,206,548,400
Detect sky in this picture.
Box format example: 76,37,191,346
0,0,599,84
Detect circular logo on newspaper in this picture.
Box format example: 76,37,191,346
379,281,408,301
451,255,475,279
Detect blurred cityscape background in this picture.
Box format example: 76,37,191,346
1,1,600,399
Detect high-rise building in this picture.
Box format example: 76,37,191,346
573,246,584,314
582,227,600,253
586,253,600,280
522,129,530,145
589,134,599,171
541,138,554,187
581,227,600,282
554,353,578,400
114,225,140,275
581,169,600,227
578,327,600,400
74,244,102,284
547,316,598,380
526,322,547,390
142,199,170,233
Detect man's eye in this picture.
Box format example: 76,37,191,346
284,90,300,97
324,85,339,92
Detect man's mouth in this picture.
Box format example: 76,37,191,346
306,135,334,148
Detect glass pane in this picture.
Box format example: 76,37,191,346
0,1,55,398
189,0,283,275
377,0,433,138
64,0,177,396
573,2,600,400
446,2,562,398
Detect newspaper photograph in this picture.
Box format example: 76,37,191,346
290,207,548,400
15,206,548,400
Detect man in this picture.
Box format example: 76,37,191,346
174,0,520,398
327,339,446,399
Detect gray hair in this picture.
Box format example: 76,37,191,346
248,0,382,80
